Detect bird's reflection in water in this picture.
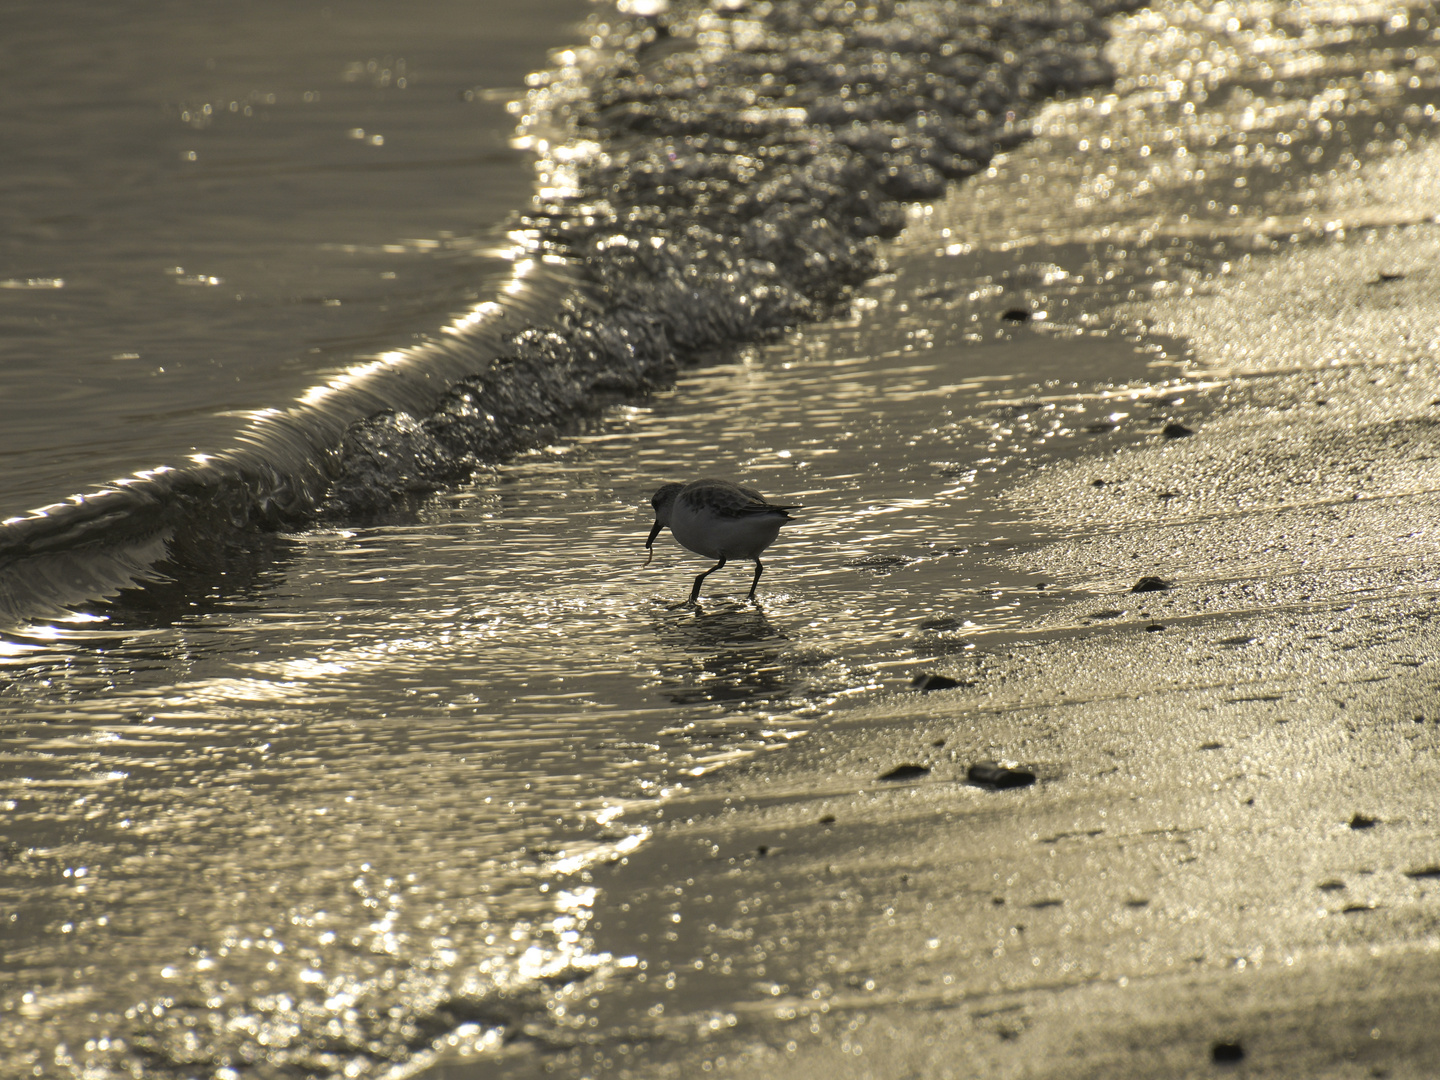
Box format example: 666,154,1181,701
650,599,800,706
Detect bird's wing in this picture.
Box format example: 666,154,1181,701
682,480,799,517
736,485,799,516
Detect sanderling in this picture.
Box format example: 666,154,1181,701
645,478,798,604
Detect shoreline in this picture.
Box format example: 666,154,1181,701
425,211,1440,1078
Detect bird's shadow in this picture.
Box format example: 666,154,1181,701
648,597,798,705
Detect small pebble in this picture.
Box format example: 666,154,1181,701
1349,813,1378,830
879,763,931,782
999,308,1031,323
1162,422,1195,438
1145,623,1167,632
1132,576,1172,593
912,673,970,692
1211,1041,1245,1064
967,762,1036,790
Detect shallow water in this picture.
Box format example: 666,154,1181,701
4,0,1440,1077
2,228,1187,1075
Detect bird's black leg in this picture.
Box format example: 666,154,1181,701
748,559,764,600
690,558,726,604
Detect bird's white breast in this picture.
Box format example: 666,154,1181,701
669,501,785,560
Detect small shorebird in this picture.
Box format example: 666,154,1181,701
645,479,798,604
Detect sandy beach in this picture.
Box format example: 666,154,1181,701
7,3,1440,1077
423,152,1440,1078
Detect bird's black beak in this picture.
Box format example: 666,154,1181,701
644,519,663,566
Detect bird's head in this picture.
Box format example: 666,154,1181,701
644,482,684,565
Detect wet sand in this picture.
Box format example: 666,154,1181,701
577,585,1440,1076
10,4,1440,1076
427,210,1440,1077
414,8,1440,1060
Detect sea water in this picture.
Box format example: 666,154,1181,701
2,1,1437,1076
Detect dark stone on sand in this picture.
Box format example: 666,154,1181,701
1370,271,1406,284
818,814,837,825
1145,622,1167,632
1404,865,1440,879
1091,478,1108,487
1132,576,1172,593
756,845,770,857
1218,635,1257,646
1162,422,1195,438
1199,741,1224,750
1211,1041,1245,1064
1349,813,1378,830
967,762,1036,790
879,763,931,782
1316,880,1346,891
912,673,972,692
999,308,1031,323
919,617,960,631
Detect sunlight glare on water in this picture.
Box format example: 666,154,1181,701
16,0,1438,1069
0,234,1174,1077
